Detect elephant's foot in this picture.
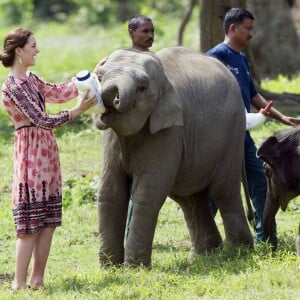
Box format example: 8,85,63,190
266,235,278,252
225,229,254,249
99,248,124,266
124,260,152,269
124,248,152,268
222,213,254,249
191,233,223,256
188,242,222,261
124,256,152,268
264,218,278,251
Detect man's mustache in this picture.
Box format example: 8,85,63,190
147,38,154,43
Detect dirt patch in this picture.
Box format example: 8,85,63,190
0,273,13,284
166,240,191,247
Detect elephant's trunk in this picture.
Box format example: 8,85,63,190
102,75,137,113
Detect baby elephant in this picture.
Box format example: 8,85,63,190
257,126,300,251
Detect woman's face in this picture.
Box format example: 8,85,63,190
17,34,40,67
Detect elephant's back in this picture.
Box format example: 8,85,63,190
156,47,241,106
157,46,244,132
156,46,232,84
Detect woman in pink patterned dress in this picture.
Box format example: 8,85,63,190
0,27,96,290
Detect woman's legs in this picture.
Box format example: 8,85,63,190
12,232,39,290
12,227,55,290
29,227,55,288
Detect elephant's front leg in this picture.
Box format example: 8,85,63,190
120,128,182,267
98,172,130,265
263,192,279,250
125,174,173,267
98,133,130,265
98,174,130,265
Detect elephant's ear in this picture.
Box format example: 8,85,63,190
149,78,183,134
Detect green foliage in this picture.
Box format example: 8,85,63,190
1,21,300,299
62,175,99,208
71,0,117,26
0,15,199,85
0,109,14,141
33,0,76,21
0,0,189,27
261,73,300,94
144,0,187,18
0,0,33,26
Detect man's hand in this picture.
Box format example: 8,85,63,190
260,101,273,116
281,116,300,126
93,57,109,73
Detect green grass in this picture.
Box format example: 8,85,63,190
1,184,300,299
1,19,300,299
261,74,300,94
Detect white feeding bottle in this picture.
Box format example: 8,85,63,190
75,70,105,113
245,101,273,130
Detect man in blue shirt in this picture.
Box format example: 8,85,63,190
206,7,300,242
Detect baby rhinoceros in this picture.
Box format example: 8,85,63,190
257,126,300,253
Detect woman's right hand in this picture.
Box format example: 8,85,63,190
77,90,97,111
68,91,97,120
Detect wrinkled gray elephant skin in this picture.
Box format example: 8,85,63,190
94,47,253,267
257,126,300,250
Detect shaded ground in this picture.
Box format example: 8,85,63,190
0,273,13,284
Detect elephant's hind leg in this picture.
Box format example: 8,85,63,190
213,187,254,248
175,191,222,255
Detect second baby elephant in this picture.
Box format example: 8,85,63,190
257,126,300,250
94,47,253,267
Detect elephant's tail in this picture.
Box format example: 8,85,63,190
241,158,255,226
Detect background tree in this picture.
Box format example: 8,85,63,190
178,0,197,45
248,0,300,78
200,0,246,52
178,0,261,81
178,0,300,80
1,0,300,82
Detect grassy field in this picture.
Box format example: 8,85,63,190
1,19,300,299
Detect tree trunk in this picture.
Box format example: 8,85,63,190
199,0,261,82
248,0,300,78
178,0,198,45
117,0,132,22
200,0,246,52
178,0,300,89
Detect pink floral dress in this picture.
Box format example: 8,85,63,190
1,72,78,236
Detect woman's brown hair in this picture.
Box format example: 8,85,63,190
0,27,32,68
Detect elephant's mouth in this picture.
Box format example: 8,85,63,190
94,105,117,130
100,91,134,123
100,102,119,124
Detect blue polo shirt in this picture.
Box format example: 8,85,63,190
206,43,258,145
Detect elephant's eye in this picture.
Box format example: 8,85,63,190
137,85,146,93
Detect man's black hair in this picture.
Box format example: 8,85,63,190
223,8,255,33
128,15,152,31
